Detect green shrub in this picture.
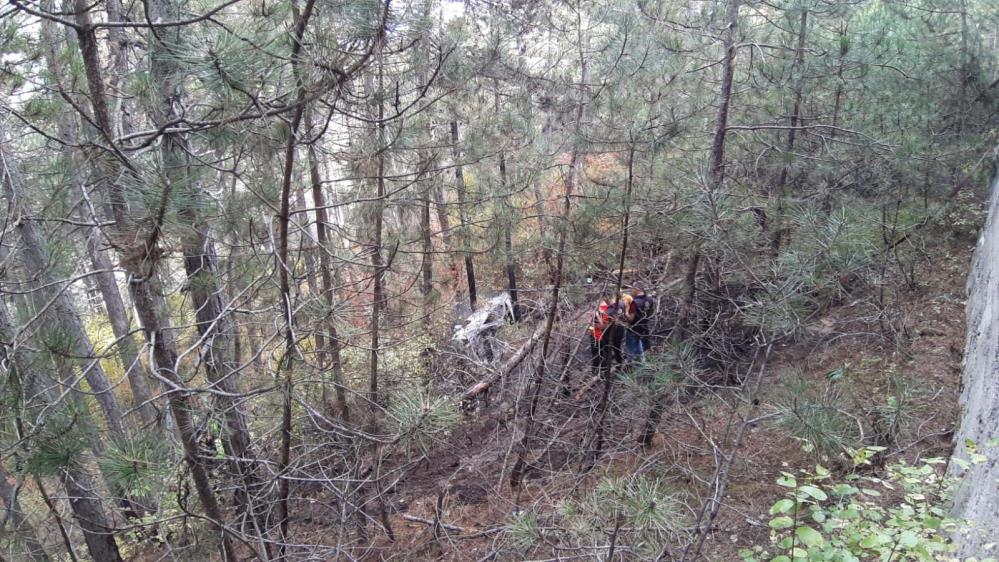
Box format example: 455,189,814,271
741,448,973,562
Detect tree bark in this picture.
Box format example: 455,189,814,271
432,184,463,316
0,302,122,562
84,228,159,429
61,463,125,562
639,0,739,448
450,120,477,309
0,463,52,562
495,78,519,319
307,109,350,420
71,3,235,556
771,7,808,254
708,0,741,186
825,23,848,213
369,60,387,412
0,133,127,441
275,0,320,553
500,151,519,320
419,154,435,331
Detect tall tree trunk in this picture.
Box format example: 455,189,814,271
500,152,519,319
275,0,320,554
0,136,127,441
639,0,740,448
71,3,235,557
590,142,635,465
61,462,125,562
771,7,809,254
370,63,387,412
958,0,969,135
450,120,478,309
825,23,848,213
495,81,519,319
709,0,741,186
83,228,159,429
0,303,122,562
137,0,265,532
307,109,350,420
510,7,587,490
419,155,435,331
39,0,161,433
432,184,463,317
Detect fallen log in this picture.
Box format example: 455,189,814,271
461,321,547,402
402,514,468,533
401,514,502,539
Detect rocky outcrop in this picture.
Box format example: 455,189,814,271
949,170,999,557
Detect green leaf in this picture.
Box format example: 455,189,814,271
778,473,798,488
798,485,828,501
770,499,795,514
770,556,791,562
860,533,887,548
795,526,824,547
770,516,794,530
898,530,918,548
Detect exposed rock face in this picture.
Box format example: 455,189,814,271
950,172,999,557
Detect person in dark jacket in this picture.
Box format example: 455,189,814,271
630,288,656,353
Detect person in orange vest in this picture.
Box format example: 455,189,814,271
589,296,625,378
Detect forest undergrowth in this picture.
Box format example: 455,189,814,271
278,230,976,562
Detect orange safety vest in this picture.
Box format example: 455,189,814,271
591,301,612,341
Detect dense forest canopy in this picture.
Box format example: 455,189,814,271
0,0,997,558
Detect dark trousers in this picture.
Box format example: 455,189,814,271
590,326,623,378
633,320,652,352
